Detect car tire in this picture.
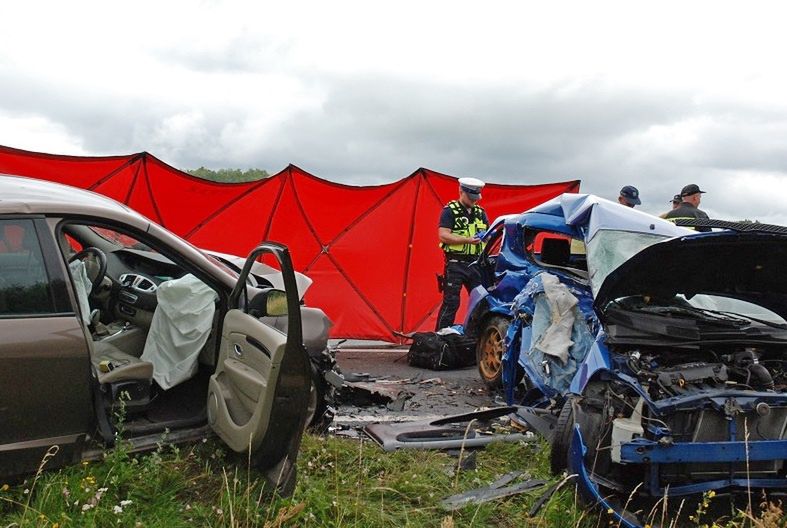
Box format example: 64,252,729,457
304,363,334,434
476,315,522,389
550,396,576,475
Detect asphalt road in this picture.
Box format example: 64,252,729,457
333,347,502,428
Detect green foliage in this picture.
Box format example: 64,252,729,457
186,167,270,183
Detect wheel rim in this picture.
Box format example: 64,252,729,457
479,327,504,380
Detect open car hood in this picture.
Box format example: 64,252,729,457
594,231,787,319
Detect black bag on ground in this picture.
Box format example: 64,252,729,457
407,332,476,370
441,333,476,367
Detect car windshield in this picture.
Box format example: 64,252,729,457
586,229,668,296
681,294,787,325
90,226,154,252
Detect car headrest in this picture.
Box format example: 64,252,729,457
540,238,570,267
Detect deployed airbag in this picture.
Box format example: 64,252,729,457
533,273,577,364
141,274,218,389
68,259,91,324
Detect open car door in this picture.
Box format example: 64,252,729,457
207,242,311,495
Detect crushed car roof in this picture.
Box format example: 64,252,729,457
529,193,692,240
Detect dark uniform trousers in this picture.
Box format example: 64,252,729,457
435,255,481,330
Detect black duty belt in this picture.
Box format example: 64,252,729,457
444,253,476,263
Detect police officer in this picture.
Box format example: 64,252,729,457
664,184,710,231
618,185,641,208
435,177,489,330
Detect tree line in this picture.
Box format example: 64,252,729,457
186,167,269,183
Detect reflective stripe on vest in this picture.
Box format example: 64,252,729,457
439,200,488,255
665,216,702,231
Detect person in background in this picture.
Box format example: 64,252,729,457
664,184,711,232
435,177,489,330
618,185,641,208
659,194,682,218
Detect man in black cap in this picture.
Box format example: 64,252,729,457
659,194,682,219
435,177,489,330
664,184,710,231
618,185,641,208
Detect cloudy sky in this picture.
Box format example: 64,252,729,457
2,1,787,223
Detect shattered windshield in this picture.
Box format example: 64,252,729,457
586,230,668,296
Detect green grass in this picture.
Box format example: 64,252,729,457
1,435,784,527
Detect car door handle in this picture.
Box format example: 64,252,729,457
245,335,272,358
233,344,244,358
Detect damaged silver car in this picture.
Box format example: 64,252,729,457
0,174,328,493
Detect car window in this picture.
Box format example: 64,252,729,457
527,231,587,271
586,229,668,295
0,219,57,316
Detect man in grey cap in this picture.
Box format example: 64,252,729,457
435,177,489,330
664,184,710,231
618,185,641,208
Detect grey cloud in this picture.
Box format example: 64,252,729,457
2,68,787,224
152,32,295,74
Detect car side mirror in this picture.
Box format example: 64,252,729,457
248,288,288,317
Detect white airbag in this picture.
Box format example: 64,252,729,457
68,259,92,325
532,273,576,365
141,274,218,389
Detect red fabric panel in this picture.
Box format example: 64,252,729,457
0,145,580,342
186,179,282,255
0,145,136,191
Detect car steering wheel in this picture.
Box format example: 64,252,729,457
68,247,107,293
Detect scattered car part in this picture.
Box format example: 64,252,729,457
440,471,547,510
363,406,532,451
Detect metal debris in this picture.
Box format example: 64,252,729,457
363,407,534,451
440,472,547,510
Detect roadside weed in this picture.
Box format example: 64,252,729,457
2,435,786,527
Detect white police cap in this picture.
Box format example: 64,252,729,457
458,177,485,199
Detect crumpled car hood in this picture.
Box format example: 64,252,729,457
594,231,787,319
203,249,313,299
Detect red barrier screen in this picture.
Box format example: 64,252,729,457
0,145,579,341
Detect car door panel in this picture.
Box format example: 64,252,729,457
209,309,286,452
0,313,92,478
224,358,265,407
208,243,310,485
226,328,275,377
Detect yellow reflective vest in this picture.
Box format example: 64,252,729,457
439,201,488,256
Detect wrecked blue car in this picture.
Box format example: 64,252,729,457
465,202,594,389
464,194,787,527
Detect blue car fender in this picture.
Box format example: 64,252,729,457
569,333,612,395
